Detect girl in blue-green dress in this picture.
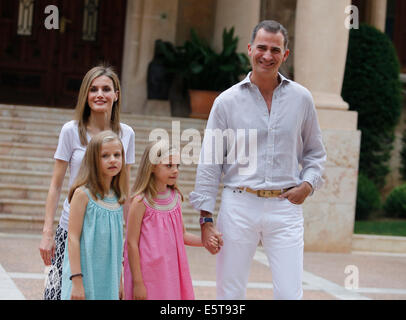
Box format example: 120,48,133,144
61,130,128,300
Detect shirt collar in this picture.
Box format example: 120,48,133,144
240,71,291,88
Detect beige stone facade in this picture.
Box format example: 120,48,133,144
117,0,392,252
294,0,360,252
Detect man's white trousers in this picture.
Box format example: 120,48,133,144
216,187,304,300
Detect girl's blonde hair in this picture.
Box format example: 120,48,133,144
132,140,183,203
68,130,128,204
74,64,122,146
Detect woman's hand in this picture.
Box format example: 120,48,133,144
39,234,55,266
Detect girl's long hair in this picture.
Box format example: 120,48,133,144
68,130,128,204
74,64,122,146
132,140,183,203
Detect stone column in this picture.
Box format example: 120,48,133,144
294,0,350,110
294,0,361,252
212,0,261,53
121,0,179,114
368,0,387,32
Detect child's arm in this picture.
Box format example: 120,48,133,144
126,197,147,300
184,231,203,246
67,188,88,300
183,222,219,248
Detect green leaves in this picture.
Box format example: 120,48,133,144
384,184,406,218
159,27,251,91
342,24,402,188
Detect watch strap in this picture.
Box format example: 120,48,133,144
199,217,213,225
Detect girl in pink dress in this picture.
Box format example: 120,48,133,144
123,140,218,300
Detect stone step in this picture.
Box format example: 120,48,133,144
0,155,55,172
0,142,201,164
0,128,58,145
0,157,200,184
0,124,205,159
0,141,57,158
0,213,62,233
0,169,200,191
0,117,206,141
0,104,73,120
0,155,201,184
0,116,67,133
0,183,67,200
0,168,65,186
0,128,204,155
0,198,64,216
352,234,406,254
0,110,206,132
0,104,207,130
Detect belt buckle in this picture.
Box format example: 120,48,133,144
257,190,273,197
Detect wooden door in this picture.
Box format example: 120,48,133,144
0,0,127,108
0,0,57,106
394,0,406,72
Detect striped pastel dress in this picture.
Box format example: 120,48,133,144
123,188,194,300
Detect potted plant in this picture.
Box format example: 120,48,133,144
159,27,250,118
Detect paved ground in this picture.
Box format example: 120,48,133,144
1,231,406,300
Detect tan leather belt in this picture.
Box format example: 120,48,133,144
237,187,294,198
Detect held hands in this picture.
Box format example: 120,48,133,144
208,235,220,248
201,223,223,255
279,182,313,205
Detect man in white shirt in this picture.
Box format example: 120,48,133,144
189,20,326,300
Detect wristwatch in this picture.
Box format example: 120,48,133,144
199,217,213,225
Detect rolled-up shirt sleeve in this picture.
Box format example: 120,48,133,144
299,97,327,192
189,99,227,214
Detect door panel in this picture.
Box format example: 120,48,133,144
394,0,406,72
54,0,127,107
0,0,57,105
0,0,127,108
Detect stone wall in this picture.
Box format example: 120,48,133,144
175,0,216,45
304,109,361,252
260,0,297,78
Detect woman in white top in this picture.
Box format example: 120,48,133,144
39,65,135,300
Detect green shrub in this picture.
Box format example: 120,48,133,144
356,173,382,220
158,28,250,92
399,114,406,181
384,184,406,218
342,24,402,188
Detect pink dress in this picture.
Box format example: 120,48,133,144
123,188,195,300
